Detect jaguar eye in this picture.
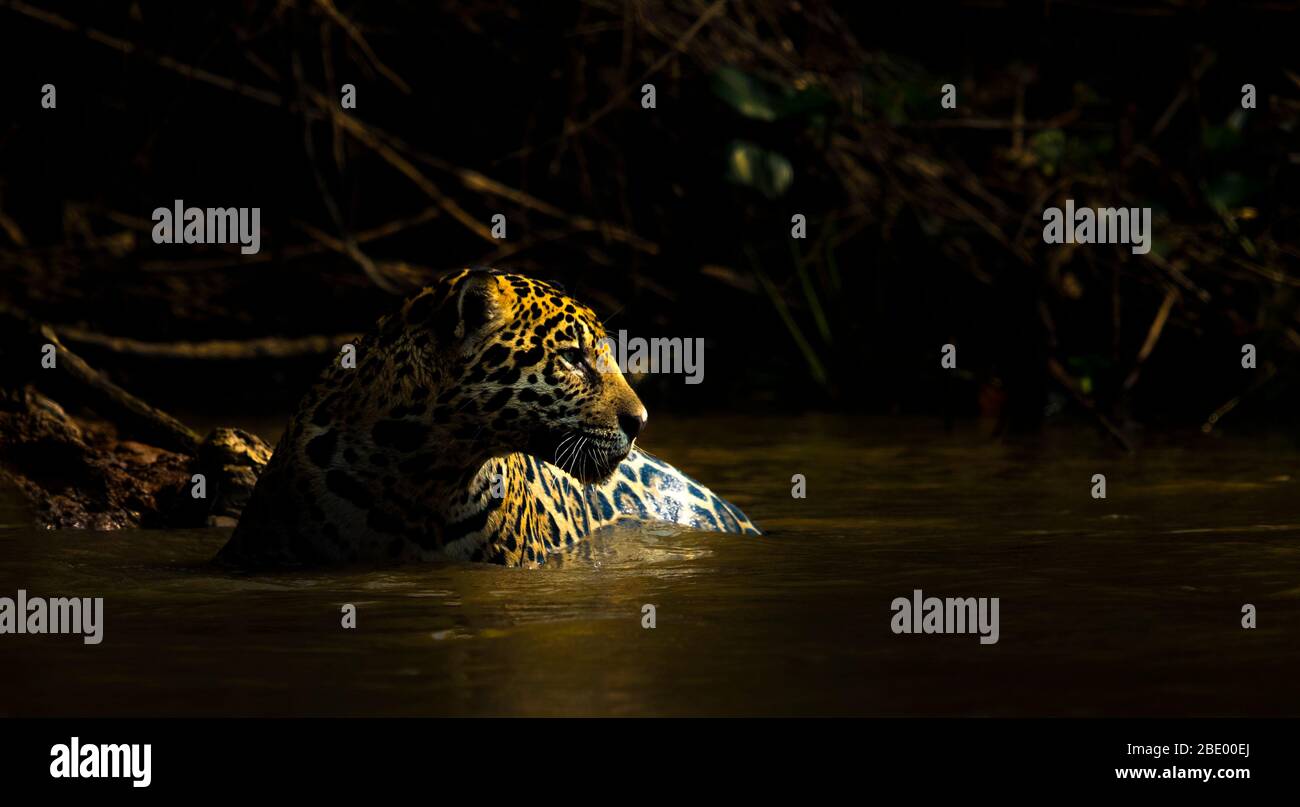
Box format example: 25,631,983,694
560,347,587,370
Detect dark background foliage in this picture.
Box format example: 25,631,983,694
1,0,1297,440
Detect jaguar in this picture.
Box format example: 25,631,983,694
217,268,760,567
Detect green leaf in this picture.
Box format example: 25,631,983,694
1072,81,1104,107
1204,172,1259,212
711,66,834,122
1202,125,1242,153
1029,129,1066,176
711,66,780,122
725,140,794,199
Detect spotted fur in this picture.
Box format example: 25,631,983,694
218,268,759,568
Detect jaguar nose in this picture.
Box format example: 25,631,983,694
618,409,647,442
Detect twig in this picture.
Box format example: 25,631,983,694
138,207,441,273
0,305,201,455
308,89,495,243
501,0,729,162
1202,365,1278,434
312,0,412,94
309,90,660,254
1226,255,1300,288
56,328,356,361
0,209,26,247
2,0,284,108
1047,358,1134,453
1148,50,1214,142
1123,288,1177,390
295,46,404,294
902,117,1104,131
747,248,828,389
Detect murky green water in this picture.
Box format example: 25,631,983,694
2,416,1298,716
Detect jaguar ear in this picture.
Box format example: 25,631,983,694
449,271,510,350
410,269,514,353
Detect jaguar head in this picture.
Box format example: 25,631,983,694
413,269,646,484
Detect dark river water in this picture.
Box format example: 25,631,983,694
2,415,1298,716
